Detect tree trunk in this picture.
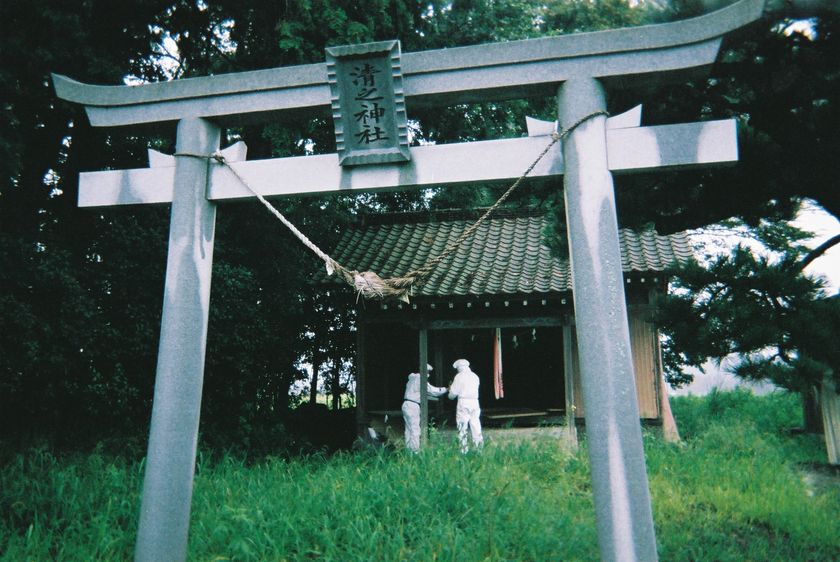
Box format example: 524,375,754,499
331,353,341,410
309,353,321,406
803,386,824,433
277,372,292,413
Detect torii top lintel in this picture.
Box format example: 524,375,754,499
53,0,764,128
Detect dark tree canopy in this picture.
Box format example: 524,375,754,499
616,13,840,233
641,5,840,396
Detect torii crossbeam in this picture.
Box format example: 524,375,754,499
53,2,765,561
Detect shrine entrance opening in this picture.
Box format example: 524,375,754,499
365,324,568,427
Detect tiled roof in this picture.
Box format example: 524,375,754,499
325,209,693,297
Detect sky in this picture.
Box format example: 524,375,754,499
687,199,840,293
794,200,840,294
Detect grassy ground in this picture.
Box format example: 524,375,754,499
1,390,838,561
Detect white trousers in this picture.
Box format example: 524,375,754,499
401,400,421,451
455,399,483,452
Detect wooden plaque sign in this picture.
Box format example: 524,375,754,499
326,40,410,166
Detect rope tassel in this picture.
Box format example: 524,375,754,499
178,110,607,302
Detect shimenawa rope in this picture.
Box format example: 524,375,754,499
176,110,608,302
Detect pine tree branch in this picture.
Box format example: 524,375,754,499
211,43,244,71
792,233,840,275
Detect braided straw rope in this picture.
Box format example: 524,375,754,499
179,110,608,302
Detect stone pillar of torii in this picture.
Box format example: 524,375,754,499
52,1,767,560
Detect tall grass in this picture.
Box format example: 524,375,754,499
650,390,837,561
187,439,597,561
0,446,141,559
2,390,838,561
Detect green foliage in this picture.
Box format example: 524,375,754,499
543,0,663,34
0,0,176,435
657,228,840,390
186,441,596,561
650,390,838,561
668,388,805,438
0,446,142,560
2,392,839,560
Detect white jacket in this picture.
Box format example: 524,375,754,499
448,369,480,401
404,373,447,403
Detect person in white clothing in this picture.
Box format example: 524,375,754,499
402,364,447,452
448,358,483,452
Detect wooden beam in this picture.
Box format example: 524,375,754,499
563,319,577,446
425,316,564,331
355,323,367,436
821,377,840,465
419,328,429,449
485,411,547,420
433,344,445,419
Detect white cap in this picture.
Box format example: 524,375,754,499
453,358,470,370
411,364,433,375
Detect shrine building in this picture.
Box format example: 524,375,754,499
324,207,692,436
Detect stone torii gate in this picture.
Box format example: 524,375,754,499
53,1,765,560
